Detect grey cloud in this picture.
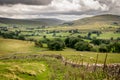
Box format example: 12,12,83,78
0,0,119,20
0,0,52,5
97,0,120,14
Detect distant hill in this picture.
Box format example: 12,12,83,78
0,14,120,28
62,14,120,26
30,18,64,26
0,17,64,26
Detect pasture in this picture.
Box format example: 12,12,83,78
0,38,120,64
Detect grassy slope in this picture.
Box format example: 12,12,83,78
0,38,34,55
73,14,120,26
53,14,120,30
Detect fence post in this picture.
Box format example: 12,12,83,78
81,59,83,67
103,53,108,71
80,54,83,67
94,53,99,71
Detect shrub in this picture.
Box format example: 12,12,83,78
34,40,43,47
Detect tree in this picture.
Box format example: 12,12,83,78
43,35,46,39
54,38,65,48
87,32,91,39
65,37,83,48
75,41,92,51
18,35,25,40
107,42,120,53
64,37,70,47
48,38,65,51
91,39,110,48
41,38,50,43
97,32,100,36
2,32,15,39
53,33,56,37
69,37,82,48
99,44,108,53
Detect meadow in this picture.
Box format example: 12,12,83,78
0,38,120,63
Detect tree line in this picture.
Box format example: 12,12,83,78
35,36,120,53
0,30,25,40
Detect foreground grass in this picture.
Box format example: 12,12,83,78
0,52,119,80
0,57,110,80
0,61,49,80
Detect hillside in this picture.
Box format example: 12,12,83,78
63,14,120,26
0,17,64,26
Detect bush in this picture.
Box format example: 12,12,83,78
91,39,110,45
64,37,70,47
41,38,50,43
99,44,108,53
107,42,120,53
65,37,83,48
18,35,25,40
2,32,15,39
48,38,65,51
34,40,43,47
87,32,91,39
75,41,92,51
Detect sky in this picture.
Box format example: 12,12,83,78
0,0,120,21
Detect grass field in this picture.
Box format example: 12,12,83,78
38,50,120,64
0,38,34,55
0,38,120,64
98,32,120,39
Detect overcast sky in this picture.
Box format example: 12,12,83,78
0,0,120,21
